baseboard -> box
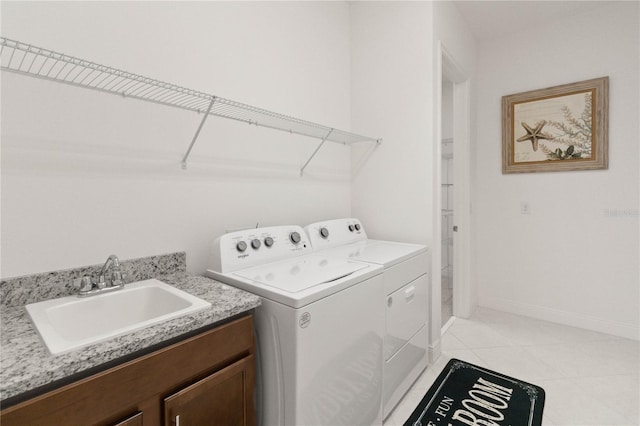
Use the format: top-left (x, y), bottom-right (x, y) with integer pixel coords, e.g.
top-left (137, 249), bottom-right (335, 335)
top-left (480, 296), bottom-right (639, 341)
top-left (428, 337), bottom-right (441, 364)
top-left (441, 316), bottom-right (456, 335)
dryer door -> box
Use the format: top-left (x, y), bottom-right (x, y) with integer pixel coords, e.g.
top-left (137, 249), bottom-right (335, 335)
top-left (384, 274), bottom-right (428, 361)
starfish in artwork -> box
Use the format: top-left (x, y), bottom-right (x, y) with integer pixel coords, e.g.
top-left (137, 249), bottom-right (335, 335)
top-left (516, 120), bottom-right (552, 152)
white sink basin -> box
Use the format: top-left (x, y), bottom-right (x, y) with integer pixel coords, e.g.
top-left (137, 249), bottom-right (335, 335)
top-left (26, 279), bottom-right (211, 355)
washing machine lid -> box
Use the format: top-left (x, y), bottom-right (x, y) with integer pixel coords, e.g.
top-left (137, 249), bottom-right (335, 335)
top-left (207, 254), bottom-right (382, 308)
top-left (323, 240), bottom-right (428, 268)
top-left (232, 255), bottom-right (368, 292)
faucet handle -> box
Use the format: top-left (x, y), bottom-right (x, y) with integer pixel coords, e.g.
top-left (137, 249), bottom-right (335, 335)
top-left (73, 276), bottom-right (93, 292)
top-left (111, 270), bottom-right (125, 286)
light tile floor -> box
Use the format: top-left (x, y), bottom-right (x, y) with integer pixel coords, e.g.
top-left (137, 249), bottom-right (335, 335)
top-left (384, 308), bottom-right (640, 426)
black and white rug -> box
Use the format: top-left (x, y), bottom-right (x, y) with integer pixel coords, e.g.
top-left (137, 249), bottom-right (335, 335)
top-left (404, 358), bottom-right (545, 426)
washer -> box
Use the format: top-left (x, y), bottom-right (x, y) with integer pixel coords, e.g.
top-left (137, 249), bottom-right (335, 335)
top-left (304, 218), bottom-right (429, 419)
top-left (207, 225), bottom-right (384, 426)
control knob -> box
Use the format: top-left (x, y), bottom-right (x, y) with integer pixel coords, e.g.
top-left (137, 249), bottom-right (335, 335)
top-left (354, 223), bottom-right (361, 231)
top-left (264, 236), bottom-right (274, 247)
top-left (348, 224), bottom-right (355, 232)
top-left (319, 227), bottom-right (329, 239)
top-left (251, 239), bottom-right (261, 249)
top-left (236, 241), bottom-right (248, 252)
top-left (289, 231), bottom-right (302, 244)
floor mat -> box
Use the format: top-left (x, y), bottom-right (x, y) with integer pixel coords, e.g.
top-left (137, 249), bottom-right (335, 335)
top-left (404, 358), bottom-right (545, 426)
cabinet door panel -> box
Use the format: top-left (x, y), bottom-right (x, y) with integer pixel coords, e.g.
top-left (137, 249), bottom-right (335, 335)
top-left (164, 355), bottom-right (255, 426)
top-left (112, 411), bottom-right (143, 426)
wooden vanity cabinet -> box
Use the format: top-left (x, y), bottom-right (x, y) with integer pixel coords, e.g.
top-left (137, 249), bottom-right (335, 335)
top-left (0, 315), bottom-right (256, 426)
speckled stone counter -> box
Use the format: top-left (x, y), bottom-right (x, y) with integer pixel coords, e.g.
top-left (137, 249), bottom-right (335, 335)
top-left (0, 253), bottom-right (261, 403)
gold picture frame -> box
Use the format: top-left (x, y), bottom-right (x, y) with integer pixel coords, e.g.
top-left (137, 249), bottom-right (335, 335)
top-left (502, 77), bottom-right (608, 173)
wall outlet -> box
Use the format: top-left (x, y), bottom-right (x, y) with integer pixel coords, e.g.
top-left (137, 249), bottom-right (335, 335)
top-left (521, 201), bottom-right (531, 215)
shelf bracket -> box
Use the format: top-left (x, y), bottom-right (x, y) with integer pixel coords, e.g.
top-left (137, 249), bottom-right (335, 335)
top-left (181, 97), bottom-right (216, 170)
top-left (300, 128), bottom-right (333, 176)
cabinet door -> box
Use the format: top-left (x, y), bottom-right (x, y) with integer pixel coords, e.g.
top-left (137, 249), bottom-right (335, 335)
top-left (112, 411), bottom-right (143, 426)
top-left (164, 355), bottom-right (255, 426)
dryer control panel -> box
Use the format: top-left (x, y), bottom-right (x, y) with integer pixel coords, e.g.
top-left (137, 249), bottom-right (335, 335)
top-left (210, 225), bottom-right (313, 272)
top-left (305, 218), bottom-right (368, 250)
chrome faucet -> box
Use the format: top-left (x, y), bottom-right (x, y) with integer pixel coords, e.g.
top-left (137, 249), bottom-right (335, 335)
top-left (98, 254), bottom-right (124, 288)
top-left (74, 254), bottom-right (126, 297)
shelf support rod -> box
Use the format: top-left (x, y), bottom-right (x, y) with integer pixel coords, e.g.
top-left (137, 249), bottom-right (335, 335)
top-left (300, 128), bottom-right (333, 176)
top-left (181, 97), bottom-right (216, 170)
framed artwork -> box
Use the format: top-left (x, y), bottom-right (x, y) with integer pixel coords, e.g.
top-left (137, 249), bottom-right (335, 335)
top-left (502, 77), bottom-right (608, 173)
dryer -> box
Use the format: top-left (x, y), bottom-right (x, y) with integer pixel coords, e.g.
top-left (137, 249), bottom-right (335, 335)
top-left (304, 218), bottom-right (429, 419)
top-left (207, 225), bottom-right (384, 426)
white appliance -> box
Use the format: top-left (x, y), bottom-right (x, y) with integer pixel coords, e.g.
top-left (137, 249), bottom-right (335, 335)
top-left (207, 225), bottom-right (384, 426)
top-left (304, 218), bottom-right (429, 419)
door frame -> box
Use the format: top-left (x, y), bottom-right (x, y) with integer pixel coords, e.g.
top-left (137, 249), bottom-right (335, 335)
top-left (430, 41), bottom-right (472, 362)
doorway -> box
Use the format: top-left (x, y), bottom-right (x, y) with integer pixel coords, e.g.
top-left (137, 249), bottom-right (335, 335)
top-left (435, 42), bottom-right (472, 338)
top-left (441, 78), bottom-right (454, 326)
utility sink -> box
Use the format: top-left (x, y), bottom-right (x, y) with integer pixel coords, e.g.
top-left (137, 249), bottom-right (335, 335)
top-left (26, 279), bottom-right (212, 355)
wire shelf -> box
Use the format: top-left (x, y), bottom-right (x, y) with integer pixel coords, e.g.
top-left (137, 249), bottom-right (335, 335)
top-left (1, 37), bottom-right (381, 171)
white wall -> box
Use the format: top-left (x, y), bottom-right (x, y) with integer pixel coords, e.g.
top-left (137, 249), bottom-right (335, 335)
top-left (475, 2), bottom-right (639, 339)
top-left (350, 1), bottom-right (434, 245)
top-left (1, 1), bottom-right (355, 277)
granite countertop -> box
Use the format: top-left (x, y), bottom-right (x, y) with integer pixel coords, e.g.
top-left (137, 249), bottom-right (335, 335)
top-left (0, 273), bottom-right (261, 403)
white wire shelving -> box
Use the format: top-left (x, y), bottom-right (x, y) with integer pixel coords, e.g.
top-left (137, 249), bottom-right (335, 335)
top-left (0, 37), bottom-right (381, 173)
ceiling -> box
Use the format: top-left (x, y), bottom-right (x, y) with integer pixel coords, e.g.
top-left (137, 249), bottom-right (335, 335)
top-left (452, 1), bottom-right (613, 41)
